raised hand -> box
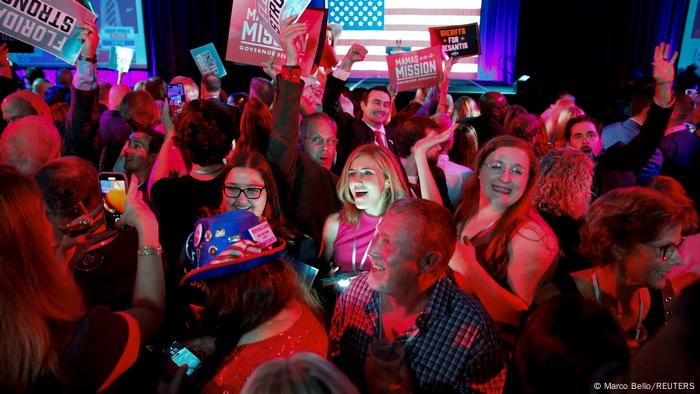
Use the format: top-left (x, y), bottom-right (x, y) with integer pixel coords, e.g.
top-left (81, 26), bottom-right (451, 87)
top-left (119, 174), bottom-right (158, 243)
top-left (77, 19), bottom-right (100, 58)
top-left (279, 15), bottom-right (308, 66)
top-left (412, 122), bottom-right (456, 158)
top-left (340, 43), bottom-right (368, 70)
top-left (652, 42), bottom-right (678, 85)
top-left (261, 54), bottom-right (279, 79)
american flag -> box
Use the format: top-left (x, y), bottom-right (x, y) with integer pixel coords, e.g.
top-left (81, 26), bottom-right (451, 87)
top-left (327, 0), bottom-right (482, 79)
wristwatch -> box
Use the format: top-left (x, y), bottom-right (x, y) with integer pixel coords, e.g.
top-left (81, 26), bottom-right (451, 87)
top-left (79, 54), bottom-right (98, 64)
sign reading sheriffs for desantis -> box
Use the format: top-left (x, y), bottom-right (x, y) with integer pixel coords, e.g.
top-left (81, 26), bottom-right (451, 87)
top-left (0, 0), bottom-right (96, 64)
top-left (387, 46), bottom-right (443, 92)
top-left (429, 23), bottom-right (480, 59)
top-left (226, 0), bottom-right (325, 77)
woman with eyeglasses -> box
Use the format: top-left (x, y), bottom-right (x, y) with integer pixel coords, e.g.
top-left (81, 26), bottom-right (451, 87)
top-left (220, 151), bottom-right (321, 269)
top-left (539, 187), bottom-right (687, 351)
top-left (449, 136), bottom-right (558, 340)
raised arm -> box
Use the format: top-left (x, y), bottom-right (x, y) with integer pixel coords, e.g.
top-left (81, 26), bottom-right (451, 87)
top-left (64, 20), bottom-right (101, 160)
top-left (120, 174), bottom-right (165, 340)
top-left (147, 101), bottom-right (185, 195)
top-left (412, 124), bottom-right (455, 205)
top-left (266, 16), bottom-right (307, 186)
top-left (449, 221), bottom-right (558, 326)
top-left (322, 44), bottom-right (367, 117)
top-left (600, 42), bottom-right (677, 172)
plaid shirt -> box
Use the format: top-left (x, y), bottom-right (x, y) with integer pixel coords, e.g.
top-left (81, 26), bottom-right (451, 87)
top-left (330, 274), bottom-right (506, 393)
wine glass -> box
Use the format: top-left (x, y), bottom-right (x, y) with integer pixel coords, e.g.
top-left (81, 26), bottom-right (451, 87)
top-left (54, 201), bottom-right (91, 238)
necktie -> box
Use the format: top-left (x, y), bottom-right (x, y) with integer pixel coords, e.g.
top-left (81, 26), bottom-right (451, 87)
top-left (374, 129), bottom-right (387, 148)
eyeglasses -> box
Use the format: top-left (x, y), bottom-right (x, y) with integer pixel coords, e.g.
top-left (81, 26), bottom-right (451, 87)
top-left (223, 186), bottom-right (265, 199)
top-left (656, 239), bottom-right (684, 262)
top-left (307, 135), bottom-right (339, 146)
top-left (483, 162), bottom-right (527, 177)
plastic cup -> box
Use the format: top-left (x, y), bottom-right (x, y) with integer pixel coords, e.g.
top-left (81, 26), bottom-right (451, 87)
top-left (368, 339), bottom-right (405, 372)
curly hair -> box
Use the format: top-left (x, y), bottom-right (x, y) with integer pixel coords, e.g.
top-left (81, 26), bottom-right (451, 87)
top-left (337, 144), bottom-right (410, 224)
top-left (533, 147), bottom-right (594, 219)
top-left (174, 100), bottom-right (237, 166)
top-left (579, 187), bottom-right (687, 266)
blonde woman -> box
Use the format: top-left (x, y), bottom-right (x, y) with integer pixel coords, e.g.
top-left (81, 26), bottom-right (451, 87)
top-left (320, 144), bottom-right (409, 274)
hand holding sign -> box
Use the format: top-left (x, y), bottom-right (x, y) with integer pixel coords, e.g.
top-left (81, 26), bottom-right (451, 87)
top-left (279, 15), bottom-right (307, 66)
top-left (77, 20), bottom-right (99, 59)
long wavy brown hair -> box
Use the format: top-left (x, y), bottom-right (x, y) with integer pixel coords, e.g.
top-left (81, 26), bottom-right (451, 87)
top-left (454, 136), bottom-right (539, 280)
top-left (0, 165), bottom-right (84, 392)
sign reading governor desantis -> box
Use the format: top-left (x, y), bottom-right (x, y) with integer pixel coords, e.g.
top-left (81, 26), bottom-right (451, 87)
top-left (429, 23), bottom-right (481, 59)
top-left (226, 0), bottom-right (324, 77)
top-left (387, 46), bottom-right (443, 92)
top-left (0, 0), bottom-right (96, 64)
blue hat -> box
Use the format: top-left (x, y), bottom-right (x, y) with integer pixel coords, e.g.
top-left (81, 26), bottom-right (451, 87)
top-left (180, 210), bottom-right (285, 285)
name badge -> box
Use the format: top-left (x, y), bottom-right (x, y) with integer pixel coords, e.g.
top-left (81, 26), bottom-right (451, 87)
top-left (248, 221), bottom-right (277, 248)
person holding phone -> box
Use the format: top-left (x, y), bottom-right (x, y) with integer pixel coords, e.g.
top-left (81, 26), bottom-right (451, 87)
top-left (36, 157), bottom-right (143, 312)
top-left (0, 164), bottom-right (164, 392)
top-left (150, 98), bottom-right (237, 265)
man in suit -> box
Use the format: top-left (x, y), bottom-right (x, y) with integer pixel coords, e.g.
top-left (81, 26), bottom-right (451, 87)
top-left (322, 44), bottom-right (398, 171)
top-left (200, 73), bottom-right (240, 136)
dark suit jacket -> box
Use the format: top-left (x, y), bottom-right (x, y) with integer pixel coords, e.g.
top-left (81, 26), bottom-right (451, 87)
top-left (267, 76), bottom-right (341, 245)
top-left (322, 74), bottom-right (397, 170)
top-left (596, 102), bottom-right (673, 195)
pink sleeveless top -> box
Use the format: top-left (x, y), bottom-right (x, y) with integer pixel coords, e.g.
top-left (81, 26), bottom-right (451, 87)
top-left (333, 211), bottom-right (381, 273)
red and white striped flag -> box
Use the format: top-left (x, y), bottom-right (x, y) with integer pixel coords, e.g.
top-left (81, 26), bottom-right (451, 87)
top-left (328, 0), bottom-right (482, 80)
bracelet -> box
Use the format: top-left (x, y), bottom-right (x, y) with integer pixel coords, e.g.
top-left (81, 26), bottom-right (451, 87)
top-left (281, 65), bottom-right (301, 83)
top-left (138, 245), bottom-right (163, 256)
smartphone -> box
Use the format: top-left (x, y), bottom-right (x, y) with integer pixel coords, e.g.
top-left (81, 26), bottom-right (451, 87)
top-left (164, 341), bottom-right (202, 377)
top-left (98, 172), bottom-right (128, 229)
top-left (167, 83), bottom-right (185, 116)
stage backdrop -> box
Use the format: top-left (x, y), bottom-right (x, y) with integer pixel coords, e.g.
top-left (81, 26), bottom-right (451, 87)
top-left (327, 0), bottom-right (481, 80)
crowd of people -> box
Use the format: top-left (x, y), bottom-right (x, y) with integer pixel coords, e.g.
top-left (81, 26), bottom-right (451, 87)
top-left (0, 16), bottom-right (698, 394)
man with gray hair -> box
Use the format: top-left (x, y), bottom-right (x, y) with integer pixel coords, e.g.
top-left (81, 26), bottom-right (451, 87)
top-left (330, 198), bottom-right (506, 393)
top-left (0, 115), bottom-right (61, 174)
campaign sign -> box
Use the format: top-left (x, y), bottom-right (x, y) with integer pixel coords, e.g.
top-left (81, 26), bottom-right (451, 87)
top-left (0, 0), bottom-right (96, 64)
top-left (387, 46), bottom-right (443, 92)
top-left (226, 1), bottom-right (326, 77)
top-left (280, 0), bottom-right (311, 24)
top-left (107, 46), bottom-right (134, 73)
top-left (191, 43), bottom-right (227, 78)
top-left (429, 23), bottom-right (480, 59)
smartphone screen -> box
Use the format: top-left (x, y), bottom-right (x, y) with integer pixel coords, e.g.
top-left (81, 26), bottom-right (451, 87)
top-left (98, 172), bottom-right (127, 229)
top-left (164, 341), bottom-right (202, 376)
top-left (167, 83), bottom-right (185, 115)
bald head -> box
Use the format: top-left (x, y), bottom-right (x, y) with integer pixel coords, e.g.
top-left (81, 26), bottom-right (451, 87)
top-left (108, 84), bottom-right (132, 111)
top-left (32, 78), bottom-right (53, 99)
top-left (0, 115), bottom-right (61, 174)
top-left (479, 91), bottom-right (508, 122)
top-left (2, 91), bottom-right (51, 123)
top-left (171, 76), bottom-right (199, 102)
